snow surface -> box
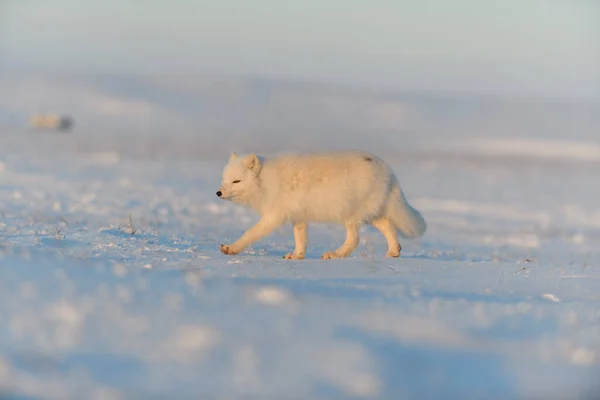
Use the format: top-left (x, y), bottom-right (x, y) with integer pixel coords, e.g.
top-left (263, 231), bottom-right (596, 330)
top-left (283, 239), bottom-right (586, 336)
top-left (1, 82), bottom-right (600, 399)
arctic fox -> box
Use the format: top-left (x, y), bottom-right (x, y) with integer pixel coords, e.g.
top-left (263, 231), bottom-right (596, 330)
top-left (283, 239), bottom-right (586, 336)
top-left (216, 151), bottom-right (426, 259)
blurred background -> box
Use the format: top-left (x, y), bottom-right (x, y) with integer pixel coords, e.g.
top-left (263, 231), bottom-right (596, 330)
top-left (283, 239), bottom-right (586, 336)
top-left (1, 0), bottom-right (598, 160)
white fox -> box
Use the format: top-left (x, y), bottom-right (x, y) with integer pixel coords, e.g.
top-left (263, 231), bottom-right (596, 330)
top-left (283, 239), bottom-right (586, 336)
top-left (216, 151), bottom-right (426, 259)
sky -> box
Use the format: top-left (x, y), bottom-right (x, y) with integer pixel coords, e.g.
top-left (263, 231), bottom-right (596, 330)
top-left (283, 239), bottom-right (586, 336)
top-left (1, 0), bottom-right (599, 99)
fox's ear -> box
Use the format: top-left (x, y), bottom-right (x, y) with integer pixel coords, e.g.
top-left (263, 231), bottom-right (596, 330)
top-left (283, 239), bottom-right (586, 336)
top-left (229, 152), bottom-right (238, 162)
top-left (243, 153), bottom-right (261, 173)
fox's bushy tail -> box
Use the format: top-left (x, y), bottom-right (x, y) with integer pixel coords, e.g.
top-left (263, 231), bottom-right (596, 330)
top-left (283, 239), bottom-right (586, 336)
top-left (385, 177), bottom-right (426, 238)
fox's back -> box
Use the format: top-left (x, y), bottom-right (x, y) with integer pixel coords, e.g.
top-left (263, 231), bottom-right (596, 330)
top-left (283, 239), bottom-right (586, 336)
top-left (260, 151), bottom-right (393, 222)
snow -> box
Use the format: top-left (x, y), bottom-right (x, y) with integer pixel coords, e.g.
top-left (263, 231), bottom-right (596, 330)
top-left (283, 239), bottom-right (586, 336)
top-left (460, 138), bottom-right (600, 162)
top-left (1, 78), bottom-right (600, 399)
top-left (426, 137), bottom-right (600, 162)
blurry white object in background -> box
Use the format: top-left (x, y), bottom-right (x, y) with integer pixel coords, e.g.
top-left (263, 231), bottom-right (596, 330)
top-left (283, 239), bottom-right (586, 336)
top-left (29, 113), bottom-right (74, 132)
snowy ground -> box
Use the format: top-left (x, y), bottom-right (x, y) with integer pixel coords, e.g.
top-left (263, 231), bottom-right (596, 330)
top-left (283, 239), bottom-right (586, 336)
top-left (1, 130), bottom-right (600, 400)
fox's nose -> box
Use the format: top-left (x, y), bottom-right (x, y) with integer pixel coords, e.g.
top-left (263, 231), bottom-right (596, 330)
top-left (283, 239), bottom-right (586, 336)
top-left (216, 191), bottom-right (222, 197)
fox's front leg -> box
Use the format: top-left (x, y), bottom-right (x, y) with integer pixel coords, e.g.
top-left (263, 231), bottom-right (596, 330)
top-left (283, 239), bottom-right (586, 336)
top-left (283, 222), bottom-right (307, 259)
top-left (220, 215), bottom-right (282, 255)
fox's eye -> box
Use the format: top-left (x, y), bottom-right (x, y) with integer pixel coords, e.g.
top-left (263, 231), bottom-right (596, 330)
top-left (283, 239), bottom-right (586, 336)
top-left (232, 180), bottom-right (241, 184)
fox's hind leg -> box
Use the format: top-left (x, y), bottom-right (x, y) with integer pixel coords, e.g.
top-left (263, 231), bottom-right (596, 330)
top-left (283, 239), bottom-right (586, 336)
top-left (371, 218), bottom-right (401, 257)
top-left (322, 222), bottom-right (359, 259)
top-left (284, 222), bottom-right (307, 260)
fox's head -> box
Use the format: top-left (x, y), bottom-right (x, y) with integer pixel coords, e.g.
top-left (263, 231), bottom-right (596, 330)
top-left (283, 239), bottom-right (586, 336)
top-left (216, 153), bottom-right (262, 204)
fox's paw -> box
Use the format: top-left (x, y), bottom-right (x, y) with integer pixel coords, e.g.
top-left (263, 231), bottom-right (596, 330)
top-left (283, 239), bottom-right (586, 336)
top-left (321, 251), bottom-right (342, 260)
top-left (386, 244), bottom-right (402, 258)
top-left (220, 244), bottom-right (239, 255)
top-left (283, 252), bottom-right (305, 260)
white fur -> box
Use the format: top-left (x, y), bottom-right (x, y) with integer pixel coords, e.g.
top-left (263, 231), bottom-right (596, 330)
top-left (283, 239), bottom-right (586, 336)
top-left (217, 150), bottom-right (426, 259)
